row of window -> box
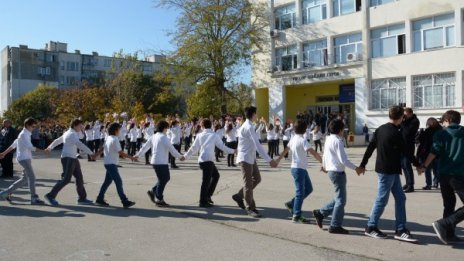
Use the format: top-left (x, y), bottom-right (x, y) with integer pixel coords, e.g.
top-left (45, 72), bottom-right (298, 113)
top-left (59, 76), bottom-right (79, 85)
top-left (275, 13), bottom-right (456, 71)
top-left (370, 72), bottom-right (456, 110)
top-left (275, 0), bottom-right (394, 30)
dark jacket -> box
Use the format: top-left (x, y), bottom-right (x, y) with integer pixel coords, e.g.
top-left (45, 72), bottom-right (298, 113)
top-left (0, 126), bottom-right (17, 152)
top-left (430, 124), bottom-right (464, 176)
top-left (401, 114), bottom-right (420, 156)
top-left (416, 126), bottom-right (442, 162)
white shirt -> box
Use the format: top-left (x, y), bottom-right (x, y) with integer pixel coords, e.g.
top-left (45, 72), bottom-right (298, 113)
top-left (236, 119), bottom-right (272, 164)
top-left (119, 122), bottom-right (128, 141)
top-left (215, 128), bottom-right (225, 139)
top-left (129, 128), bottom-right (138, 142)
top-left (85, 129), bottom-right (94, 141)
top-left (225, 128), bottom-right (237, 142)
top-left (322, 134), bottom-right (357, 172)
top-left (283, 126), bottom-right (293, 141)
top-left (136, 128), bottom-right (142, 139)
top-left (169, 125), bottom-right (181, 145)
top-left (185, 129), bottom-right (235, 163)
top-left (143, 125), bottom-right (155, 140)
top-left (304, 128), bottom-right (312, 141)
top-left (136, 132), bottom-right (182, 165)
top-left (10, 129), bottom-right (36, 161)
top-left (183, 125), bottom-right (192, 137)
top-left (312, 130), bottom-right (322, 141)
top-left (104, 135), bottom-right (122, 165)
top-left (266, 127), bottom-right (277, 141)
top-left (288, 134), bottom-right (312, 169)
top-left (48, 129), bottom-right (93, 159)
top-left (93, 123), bottom-right (101, 140)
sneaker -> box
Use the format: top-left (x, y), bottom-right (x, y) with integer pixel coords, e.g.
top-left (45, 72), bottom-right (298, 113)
top-left (155, 200), bottom-right (170, 208)
top-left (292, 216), bottom-right (310, 224)
top-left (402, 185), bottom-right (409, 190)
top-left (432, 221), bottom-right (449, 245)
top-left (45, 193), bottom-right (59, 206)
top-left (284, 202), bottom-right (293, 215)
top-left (313, 209), bottom-right (324, 229)
top-left (0, 191), bottom-right (12, 202)
top-left (365, 226), bottom-right (388, 239)
top-left (232, 194), bottom-right (246, 210)
top-left (123, 201), bottom-right (136, 209)
top-left (147, 190), bottom-right (157, 204)
top-left (207, 198), bottom-right (214, 205)
top-left (77, 199), bottom-right (94, 205)
top-left (31, 196), bottom-right (45, 205)
top-left (95, 199), bottom-right (110, 207)
top-left (199, 202), bottom-right (214, 208)
top-left (394, 229), bottom-right (418, 243)
top-left (404, 187), bottom-right (415, 193)
top-left (247, 208), bottom-right (262, 218)
top-left (422, 186), bottom-right (431, 190)
top-left (329, 226), bottom-right (350, 234)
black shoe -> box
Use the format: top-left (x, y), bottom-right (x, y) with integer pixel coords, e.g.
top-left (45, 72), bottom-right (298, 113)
top-left (123, 201), bottom-right (136, 209)
top-left (394, 229), bottom-right (418, 243)
top-left (447, 236), bottom-right (463, 244)
top-left (404, 187), bottom-right (415, 193)
top-left (292, 216), bottom-right (310, 224)
top-left (284, 202), bottom-right (293, 215)
top-left (207, 198), bottom-right (214, 205)
top-left (231, 164), bottom-right (237, 167)
top-left (171, 165), bottom-right (179, 169)
top-left (155, 200), bottom-right (170, 208)
top-left (432, 221), bottom-right (449, 245)
top-left (0, 175), bottom-right (13, 179)
top-left (422, 186), bottom-right (431, 190)
top-left (117, 165), bottom-right (123, 168)
top-left (232, 194), bottom-right (246, 209)
top-left (96, 199), bottom-right (110, 207)
top-left (402, 185), bottom-right (409, 190)
top-left (313, 209), bottom-right (324, 229)
top-left (199, 202), bottom-right (214, 208)
top-left (432, 184), bottom-right (439, 189)
top-left (329, 226), bottom-right (350, 234)
top-left (365, 226), bottom-right (388, 239)
top-left (147, 190), bottom-right (156, 204)
top-left (247, 208), bottom-right (262, 218)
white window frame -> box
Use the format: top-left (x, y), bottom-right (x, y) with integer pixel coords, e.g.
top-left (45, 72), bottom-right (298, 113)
top-left (413, 14), bottom-right (455, 52)
top-left (413, 73), bottom-right (456, 109)
top-left (370, 0), bottom-right (394, 7)
top-left (303, 39), bottom-right (328, 67)
top-left (275, 45), bottom-right (298, 71)
top-left (302, 0), bottom-right (327, 25)
top-left (371, 24), bottom-right (405, 58)
top-left (334, 33), bottom-right (362, 64)
top-left (370, 78), bottom-right (406, 110)
top-left (332, 0), bottom-right (355, 17)
top-left (274, 4), bottom-right (297, 30)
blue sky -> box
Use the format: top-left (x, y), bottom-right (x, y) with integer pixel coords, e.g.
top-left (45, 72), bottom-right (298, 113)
top-left (0, 0), bottom-right (251, 83)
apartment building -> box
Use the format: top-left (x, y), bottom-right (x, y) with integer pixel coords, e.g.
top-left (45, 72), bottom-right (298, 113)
top-left (252, 0), bottom-right (464, 133)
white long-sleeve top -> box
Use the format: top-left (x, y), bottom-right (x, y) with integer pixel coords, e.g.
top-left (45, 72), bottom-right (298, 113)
top-left (288, 134), bottom-right (311, 169)
top-left (136, 128), bottom-right (142, 139)
top-left (169, 125), bottom-right (181, 145)
top-left (236, 119), bottom-right (272, 164)
top-left (85, 129), bottom-right (94, 141)
top-left (183, 125), bottom-right (192, 137)
top-left (283, 126), bottom-right (293, 141)
top-left (119, 122), bottom-right (128, 141)
top-left (136, 132), bottom-right (182, 165)
top-left (143, 126), bottom-right (155, 140)
top-left (225, 128), bottom-right (237, 142)
top-left (266, 127), bottom-right (277, 141)
top-left (322, 134), bottom-right (357, 172)
top-left (215, 128), bottom-right (225, 139)
top-left (47, 129), bottom-right (93, 159)
top-left (129, 128), bottom-right (138, 142)
top-left (184, 129), bottom-right (235, 163)
top-left (9, 128), bottom-right (36, 161)
top-left (93, 123), bottom-right (101, 140)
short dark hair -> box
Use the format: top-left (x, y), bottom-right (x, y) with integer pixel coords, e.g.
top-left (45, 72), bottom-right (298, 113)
top-left (245, 106), bottom-right (257, 119)
top-left (442, 110), bottom-right (461, 124)
top-left (108, 122), bottom-right (121, 136)
top-left (329, 119), bottom-right (344, 134)
top-left (70, 118), bottom-right (83, 128)
top-left (404, 107), bottom-right (413, 114)
top-left (202, 119), bottom-right (212, 129)
top-left (389, 106), bottom-right (404, 120)
top-left (156, 120), bottom-right (170, 132)
top-left (294, 120), bottom-right (307, 135)
top-left (24, 117), bottom-right (37, 127)
top-left (170, 120), bottom-right (178, 128)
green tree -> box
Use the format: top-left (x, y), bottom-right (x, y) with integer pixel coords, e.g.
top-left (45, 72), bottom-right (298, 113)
top-left (156, 0), bottom-right (268, 114)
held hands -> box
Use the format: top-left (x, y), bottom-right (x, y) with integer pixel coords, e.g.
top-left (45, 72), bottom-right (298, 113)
top-left (0, 153), bottom-right (4, 159)
top-left (320, 166), bottom-right (328, 174)
top-left (180, 156), bottom-right (186, 161)
top-left (132, 156), bottom-right (139, 162)
top-left (90, 154), bottom-right (98, 161)
top-left (270, 159), bottom-right (278, 168)
top-left (416, 167), bottom-right (425, 176)
top-left (355, 167), bottom-right (366, 176)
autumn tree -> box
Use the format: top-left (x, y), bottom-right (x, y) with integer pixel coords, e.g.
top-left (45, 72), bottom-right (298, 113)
top-left (156, 0), bottom-right (268, 114)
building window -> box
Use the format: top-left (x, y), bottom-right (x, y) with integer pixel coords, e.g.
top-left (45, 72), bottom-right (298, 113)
top-left (334, 32), bottom-right (362, 64)
top-left (66, 62), bottom-right (80, 72)
top-left (60, 61), bottom-right (65, 70)
top-left (302, 0), bottom-right (327, 25)
top-left (413, 73), bottom-right (455, 108)
top-left (413, 13), bottom-right (455, 52)
top-left (60, 76), bottom-right (65, 85)
top-left (275, 45), bottom-right (298, 71)
top-left (275, 4), bottom-right (296, 30)
top-left (370, 78), bottom-right (406, 110)
top-left (371, 24), bottom-right (405, 58)
top-left (332, 0), bottom-right (361, 17)
top-left (303, 39), bottom-right (328, 67)
top-left (104, 59), bottom-right (112, 67)
top-left (370, 0), bottom-right (394, 7)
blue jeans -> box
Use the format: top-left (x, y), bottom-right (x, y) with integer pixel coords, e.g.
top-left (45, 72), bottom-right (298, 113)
top-left (97, 164), bottom-right (129, 203)
top-left (368, 173), bottom-right (407, 231)
top-left (401, 156), bottom-right (414, 187)
top-left (320, 171), bottom-right (347, 227)
top-left (152, 165), bottom-right (170, 201)
top-left (288, 168), bottom-right (313, 217)
top-left (425, 159), bottom-right (440, 187)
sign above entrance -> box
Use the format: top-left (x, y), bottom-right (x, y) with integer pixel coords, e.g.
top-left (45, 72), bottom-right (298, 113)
top-left (284, 70), bottom-right (348, 84)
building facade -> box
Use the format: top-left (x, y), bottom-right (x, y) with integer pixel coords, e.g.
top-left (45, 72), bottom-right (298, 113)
top-left (252, 0), bottom-right (464, 134)
top-left (0, 41), bottom-right (165, 114)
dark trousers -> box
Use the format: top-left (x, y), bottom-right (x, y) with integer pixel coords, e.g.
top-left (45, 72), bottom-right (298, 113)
top-left (226, 141), bottom-right (237, 166)
top-left (136, 138), bottom-right (143, 151)
top-left (97, 164), bottom-right (129, 203)
top-left (314, 140), bottom-right (322, 152)
top-left (152, 165), bottom-right (170, 201)
top-left (169, 144), bottom-right (181, 167)
top-left (145, 149), bottom-right (152, 164)
top-left (401, 156), bottom-right (415, 187)
top-left (119, 140), bottom-right (126, 152)
top-left (199, 161), bottom-right (220, 204)
top-left (184, 136), bottom-right (192, 152)
top-left (283, 140), bottom-right (289, 159)
top-left (267, 140), bottom-right (275, 159)
top-left (49, 157), bottom-right (87, 200)
top-left (128, 142), bottom-right (137, 156)
top-left (274, 139), bottom-right (280, 156)
top-left (86, 140), bottom-right (95, 160)
top-left (94, 139), bottom-right (101, 152)
top-left (0, 152), bottom-right (14, 177)
top-left (439, 175), bottom-right (464, 237)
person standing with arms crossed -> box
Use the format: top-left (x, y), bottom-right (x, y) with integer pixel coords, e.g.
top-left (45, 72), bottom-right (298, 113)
top-left (232, 106), bottom-right (278, 218)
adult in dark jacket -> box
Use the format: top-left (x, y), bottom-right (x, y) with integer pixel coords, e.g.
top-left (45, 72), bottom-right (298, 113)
top-left (0, 119), bottom-right (17, 178)
top-left (416, 118), bottom-right (442, 190)
top-left (401, 108), bottom-right (420, 193)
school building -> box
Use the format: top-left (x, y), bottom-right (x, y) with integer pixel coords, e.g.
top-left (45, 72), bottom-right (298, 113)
top-left (252, 0), bottom-right (464, 134)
